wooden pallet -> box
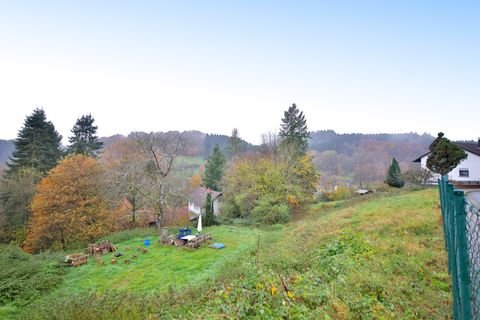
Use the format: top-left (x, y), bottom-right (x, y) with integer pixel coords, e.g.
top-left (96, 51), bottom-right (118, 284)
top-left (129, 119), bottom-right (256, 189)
top-left (66, 253), bottom-right (88, 267)
top-left (185, 234), bottom-right (212, 249)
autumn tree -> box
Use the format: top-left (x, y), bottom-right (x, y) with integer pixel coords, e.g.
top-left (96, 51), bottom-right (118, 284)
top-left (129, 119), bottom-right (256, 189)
top-left (385, 158), bottom-right (405, 188)
top-left (24, 155), bottom-right (112, 252)
top-left (203, 144), bottom-right (226, 191)
top-left (67, 114), bottom-right (103, 157)
top-left (259, 132), bottom-right (280, 160)
top-left (279, 103), bottom-right (310, 158)
top-left (132, 131), bottom-right (190, 232)
top-left (189, 174), bottom-right (203, 190)
top-left (222, 156), bottom-right (288, 220)
top-left (6, 108), bottom-right (63, 176)
top-left (426, 132), bottom-right (467, 176)
top-left (100, 138), bottom-right (147, 227)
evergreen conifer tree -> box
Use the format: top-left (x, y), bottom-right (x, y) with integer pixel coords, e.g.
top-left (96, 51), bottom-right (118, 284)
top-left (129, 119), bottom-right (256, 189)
top-left (203, 193), bottom-right (217, 226)
top-left (67, 114), bottom-right (103, 157)
top-left (6, 109), bottom-right (63, 176)
top-left (385, 158), bottom-right (405, 188)
top-left (227, 128), bottom-right (245, 158)
top-left (203, 144), bottom-right (226, 191)
top-left (426, 132), bottom-right (467, 176)
top-left (279, 103), bottom-right (310, 156)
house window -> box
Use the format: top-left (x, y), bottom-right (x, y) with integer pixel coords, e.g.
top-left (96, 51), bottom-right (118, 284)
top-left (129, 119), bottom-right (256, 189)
top-left (459, 169), bottom-right (469, 177)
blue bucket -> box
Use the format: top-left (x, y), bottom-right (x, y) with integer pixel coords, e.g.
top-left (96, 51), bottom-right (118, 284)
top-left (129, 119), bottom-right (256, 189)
top-left (144, 239), bottom-right (150, 246)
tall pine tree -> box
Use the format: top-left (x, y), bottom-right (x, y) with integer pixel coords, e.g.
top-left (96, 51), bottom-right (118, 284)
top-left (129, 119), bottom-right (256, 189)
top-left (227, 128), bottom-right (245, 158)
top-left (203, 144), bottom-right (226, 191)
top-left (203, 193), bottom-right (217, 226)
top-left (67, 114), bottom-right (103, 157)
top-left (279, 103), bottom-right (310, 157)
top-left (6, 108), bottom-right (63, 176)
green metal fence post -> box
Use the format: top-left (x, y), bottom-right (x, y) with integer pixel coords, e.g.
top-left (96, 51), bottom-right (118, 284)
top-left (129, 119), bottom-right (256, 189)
top-left (439, 177), bottom-right (448, 252)
top-left (454, 190), bottom-right (473, 320)
top-left (447, 183), bottom-right (455, 275)
top-left (448, 183), bottom-right (460, 320)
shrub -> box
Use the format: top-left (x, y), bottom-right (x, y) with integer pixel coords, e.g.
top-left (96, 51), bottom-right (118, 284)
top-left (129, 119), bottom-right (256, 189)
top-left (323, 186), bottom-right (355, 201)
top-left (251, 197), bottom-right (291, 225)
top-left (0, 245), bottom-right (65, 307)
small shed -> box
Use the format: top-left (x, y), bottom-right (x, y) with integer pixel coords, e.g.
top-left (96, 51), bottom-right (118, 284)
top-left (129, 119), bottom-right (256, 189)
top-left (187, 187), bottom-right (222, 220)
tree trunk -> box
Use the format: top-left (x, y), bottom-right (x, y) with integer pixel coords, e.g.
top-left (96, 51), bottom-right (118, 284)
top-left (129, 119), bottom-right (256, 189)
top-left (130, 197), bottom-right (136, 227)
top-left (60, 229), bottom-right (66, 251)
top-left (156, 183), bottom-right (165, 234)
top-left (156, 205), bottom-right (164, 235)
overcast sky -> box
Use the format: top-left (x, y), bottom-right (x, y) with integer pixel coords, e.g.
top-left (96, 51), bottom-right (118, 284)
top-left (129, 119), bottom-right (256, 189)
top-left (0, 1), bottom-right (478, 144)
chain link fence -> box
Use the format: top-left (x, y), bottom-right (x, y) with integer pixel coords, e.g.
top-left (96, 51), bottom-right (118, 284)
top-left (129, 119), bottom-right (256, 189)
top-left (438, 177), bottom-right (478, 320)
top-left (465, 198), bottom-right (480, 319)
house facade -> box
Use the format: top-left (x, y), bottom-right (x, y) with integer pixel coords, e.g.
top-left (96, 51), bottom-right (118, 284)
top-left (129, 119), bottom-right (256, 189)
top-left (187, 186), bottom-right (222, 220)
top-left (413, 140), bottom-right (480, 185)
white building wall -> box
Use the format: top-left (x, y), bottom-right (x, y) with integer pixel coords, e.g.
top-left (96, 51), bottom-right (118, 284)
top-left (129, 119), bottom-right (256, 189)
top-left (188, 197), bottom-right (222, 217)
top-left (188, 202), bottom-right (201, 216)
top-left (420, 151), bottom-right (480, 182)
top-left (213, 199), bottom-right (221, 216)
top-left (449, 151), bottom-right (480, 182)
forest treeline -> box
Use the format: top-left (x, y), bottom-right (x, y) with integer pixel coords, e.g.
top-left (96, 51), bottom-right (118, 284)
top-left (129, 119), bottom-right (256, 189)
top-left (1, 127), bottom-right (433, 189)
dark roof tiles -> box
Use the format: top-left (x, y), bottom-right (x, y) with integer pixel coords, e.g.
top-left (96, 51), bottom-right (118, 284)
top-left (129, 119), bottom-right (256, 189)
top-left (413, 141), bottom-right (480, 162)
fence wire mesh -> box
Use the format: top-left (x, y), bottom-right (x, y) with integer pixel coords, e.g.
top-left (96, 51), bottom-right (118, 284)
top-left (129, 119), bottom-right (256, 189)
top-left (438, 178), bottom-right (477, 319)
top-left (465, 198), bottom-right (480, 319)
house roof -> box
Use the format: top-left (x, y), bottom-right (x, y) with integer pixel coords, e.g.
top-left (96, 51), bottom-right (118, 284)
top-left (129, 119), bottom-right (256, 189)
top-left (412, 151), bottom-right (430, 163)
top-left (189, 186), bottom-right (222, 208)
top-left (456, 142), bottom-right (480, 156)
top-left (413, 141), bottom-right (480, 162)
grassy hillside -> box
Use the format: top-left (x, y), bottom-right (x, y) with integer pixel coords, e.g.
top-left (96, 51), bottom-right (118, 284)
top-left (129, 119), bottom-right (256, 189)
top-left (6, 188), bottom-right (451, 319)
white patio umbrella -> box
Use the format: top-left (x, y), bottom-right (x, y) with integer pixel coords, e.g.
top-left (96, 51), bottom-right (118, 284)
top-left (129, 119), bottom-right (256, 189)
top-left (197, 214), bottom-right (203, 233)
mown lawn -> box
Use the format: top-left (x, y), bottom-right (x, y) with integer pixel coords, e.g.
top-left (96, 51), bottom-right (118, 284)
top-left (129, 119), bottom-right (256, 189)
top-left (60, 225), bottom-right (260, 294)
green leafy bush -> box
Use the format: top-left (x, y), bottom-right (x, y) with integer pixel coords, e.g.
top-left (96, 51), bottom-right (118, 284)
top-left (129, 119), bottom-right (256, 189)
top-left (251, 197), bottom-right (291, 225)
top-left (323, 186), bottom-right (355, 201)
top-left (0, 245), bottom-right (65, 306)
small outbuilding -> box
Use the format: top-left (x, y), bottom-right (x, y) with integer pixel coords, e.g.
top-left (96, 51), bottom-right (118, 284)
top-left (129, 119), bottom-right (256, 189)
top-left (187, 187), bottom-right (222, 220)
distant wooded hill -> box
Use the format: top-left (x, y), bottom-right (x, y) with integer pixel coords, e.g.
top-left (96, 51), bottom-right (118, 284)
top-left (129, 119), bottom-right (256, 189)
top-left (308, 130), bottom-right (434, 187)
top-left (0, 140), bottom-right (14, 167)
top-left (0, 131), bottom-right (254, 168)
top-left (100, 131), bottom-right (254, 159)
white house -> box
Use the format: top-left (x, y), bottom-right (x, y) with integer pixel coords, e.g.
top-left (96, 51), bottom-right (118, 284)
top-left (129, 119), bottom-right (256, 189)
top-left (413, 139), bottom-right (480, 185)
top-left (187, 186), bottom-right (222, 220)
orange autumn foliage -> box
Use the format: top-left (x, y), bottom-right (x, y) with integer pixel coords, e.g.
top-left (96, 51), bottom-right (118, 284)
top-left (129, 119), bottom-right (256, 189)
top-left (24, 155), bottom-right (112, 253)
top-left (189, 174), bottom-right (202, 190)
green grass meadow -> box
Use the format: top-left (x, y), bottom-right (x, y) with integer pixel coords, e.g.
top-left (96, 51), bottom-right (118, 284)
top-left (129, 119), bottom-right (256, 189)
top-left (60, 226), bottom-right (260, 294)
top-left (1, 188), bottom-right (452, 319)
